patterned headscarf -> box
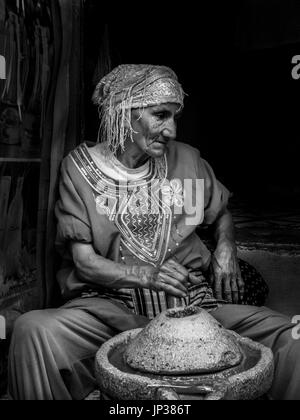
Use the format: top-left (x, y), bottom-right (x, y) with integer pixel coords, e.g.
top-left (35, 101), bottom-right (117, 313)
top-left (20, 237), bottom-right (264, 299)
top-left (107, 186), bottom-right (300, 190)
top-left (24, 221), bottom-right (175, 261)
top-left (92, 64), bottom-right (185, 155)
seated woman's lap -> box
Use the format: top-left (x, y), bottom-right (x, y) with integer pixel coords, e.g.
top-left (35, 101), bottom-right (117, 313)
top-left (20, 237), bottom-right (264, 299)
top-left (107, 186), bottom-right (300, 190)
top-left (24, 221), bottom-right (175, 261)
top-left (9, 299), bottom-right (299, 400)
top-left (211, 304), bottom-right (299, 400)
top-left (8, 298), bottom-right (150, 400)
top-left (12, 297), bottom-right (149, 356)
top-left (211, 304), bottom-right (292, 343)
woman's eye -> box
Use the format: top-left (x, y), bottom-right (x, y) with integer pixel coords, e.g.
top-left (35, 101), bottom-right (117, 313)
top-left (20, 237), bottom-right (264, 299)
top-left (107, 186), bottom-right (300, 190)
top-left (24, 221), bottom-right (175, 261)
top-left (155, 113), bottom-right (166, 120)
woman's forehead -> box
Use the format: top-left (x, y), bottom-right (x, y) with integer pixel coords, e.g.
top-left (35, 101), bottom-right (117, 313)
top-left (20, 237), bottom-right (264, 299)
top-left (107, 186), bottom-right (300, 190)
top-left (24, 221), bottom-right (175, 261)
top-left (147, 103), bottom-right (182, 113)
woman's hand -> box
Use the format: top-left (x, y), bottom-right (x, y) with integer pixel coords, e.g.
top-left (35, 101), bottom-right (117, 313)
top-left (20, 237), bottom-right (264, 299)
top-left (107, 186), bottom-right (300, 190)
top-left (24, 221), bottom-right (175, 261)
top-left (210, 240), bottom-right (245, 304)
top-left (137, 259), bottom-right (192, 298)
top-left (71, 243), bottom-right (198, 299)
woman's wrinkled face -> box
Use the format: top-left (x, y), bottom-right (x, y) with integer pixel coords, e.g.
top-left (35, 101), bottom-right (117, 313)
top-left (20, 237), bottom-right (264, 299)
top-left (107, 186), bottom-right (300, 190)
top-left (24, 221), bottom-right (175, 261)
top-left (130, 103), bottom-right (182, 159)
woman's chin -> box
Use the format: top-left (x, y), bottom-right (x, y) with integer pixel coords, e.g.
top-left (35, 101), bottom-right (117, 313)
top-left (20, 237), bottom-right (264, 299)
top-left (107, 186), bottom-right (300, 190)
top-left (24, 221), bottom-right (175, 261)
top-left (147, 143), bottom-right (167, 158)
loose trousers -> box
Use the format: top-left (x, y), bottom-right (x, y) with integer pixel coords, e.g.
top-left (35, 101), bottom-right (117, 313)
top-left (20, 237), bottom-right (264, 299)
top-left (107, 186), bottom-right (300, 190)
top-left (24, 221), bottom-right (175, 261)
top-left (8, 298), bottom-right (300, 400)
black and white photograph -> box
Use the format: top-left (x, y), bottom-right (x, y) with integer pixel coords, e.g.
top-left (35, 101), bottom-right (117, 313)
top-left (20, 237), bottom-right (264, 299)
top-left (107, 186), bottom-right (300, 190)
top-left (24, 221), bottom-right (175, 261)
top-left (0, 0), bottom-right (300, 405)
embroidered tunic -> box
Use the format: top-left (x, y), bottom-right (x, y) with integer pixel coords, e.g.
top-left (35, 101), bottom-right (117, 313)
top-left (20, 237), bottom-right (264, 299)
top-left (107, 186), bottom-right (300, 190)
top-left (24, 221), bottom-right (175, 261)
top-left (55, 140), bottom-right (230, 318)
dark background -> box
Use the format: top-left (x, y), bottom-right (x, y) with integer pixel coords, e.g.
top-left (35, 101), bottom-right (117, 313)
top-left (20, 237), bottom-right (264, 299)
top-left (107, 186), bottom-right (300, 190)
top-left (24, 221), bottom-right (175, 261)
top-left (83, 2), bottom-right (300, 211)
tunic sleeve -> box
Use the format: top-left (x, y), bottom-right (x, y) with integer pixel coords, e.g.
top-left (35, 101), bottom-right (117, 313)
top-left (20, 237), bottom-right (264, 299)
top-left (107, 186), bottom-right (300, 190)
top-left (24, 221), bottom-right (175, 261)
top-left (55, 157), bottom-right (92, 256)
top-left (196, 154), bottom-right (231, 226)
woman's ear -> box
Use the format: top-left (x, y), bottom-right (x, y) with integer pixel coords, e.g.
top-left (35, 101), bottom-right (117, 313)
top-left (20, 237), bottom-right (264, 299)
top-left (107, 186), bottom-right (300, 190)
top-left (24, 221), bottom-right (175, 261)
top-left (131, 108), bottom-right (141, 123)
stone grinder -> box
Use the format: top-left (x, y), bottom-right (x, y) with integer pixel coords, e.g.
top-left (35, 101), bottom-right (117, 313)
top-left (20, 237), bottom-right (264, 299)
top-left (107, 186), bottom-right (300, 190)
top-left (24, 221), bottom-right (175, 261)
top-left (95, 306), bottom-right (274, 400)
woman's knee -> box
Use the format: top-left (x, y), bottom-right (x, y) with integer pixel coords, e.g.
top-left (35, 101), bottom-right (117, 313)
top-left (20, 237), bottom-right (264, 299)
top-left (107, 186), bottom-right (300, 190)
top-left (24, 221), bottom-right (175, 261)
top-left (12, 310), bottom-right (60, 341)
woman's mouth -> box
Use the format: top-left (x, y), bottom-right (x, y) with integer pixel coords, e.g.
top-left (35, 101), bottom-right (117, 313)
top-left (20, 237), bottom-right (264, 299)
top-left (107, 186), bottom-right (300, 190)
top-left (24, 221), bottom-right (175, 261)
top-left (152, 137), bottom-right (167, 145)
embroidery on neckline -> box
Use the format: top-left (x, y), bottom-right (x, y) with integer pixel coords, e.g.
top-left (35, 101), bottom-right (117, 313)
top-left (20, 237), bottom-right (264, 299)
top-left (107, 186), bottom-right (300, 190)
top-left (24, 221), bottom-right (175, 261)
top-left (71, 144), bottom-right (167, 192)
top-left (70, 143), bottom-right (172, 267)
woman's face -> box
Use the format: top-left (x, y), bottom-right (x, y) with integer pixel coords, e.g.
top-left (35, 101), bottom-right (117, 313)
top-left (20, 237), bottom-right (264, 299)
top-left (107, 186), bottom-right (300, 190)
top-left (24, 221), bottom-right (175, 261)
top-left (130, 103), bottom-right (182, 159)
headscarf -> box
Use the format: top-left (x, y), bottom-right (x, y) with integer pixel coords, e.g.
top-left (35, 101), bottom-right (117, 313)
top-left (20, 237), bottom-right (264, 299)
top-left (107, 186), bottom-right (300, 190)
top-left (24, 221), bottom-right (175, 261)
top-left (92, 64), bottom-right (185, 155)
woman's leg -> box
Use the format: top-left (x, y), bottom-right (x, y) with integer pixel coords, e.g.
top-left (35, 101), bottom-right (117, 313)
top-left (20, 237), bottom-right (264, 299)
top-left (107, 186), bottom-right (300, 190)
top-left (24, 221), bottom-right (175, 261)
top-left (211, 305), bottom-right (300, 400)
top-left (8, 298), bottom-right (149, 400)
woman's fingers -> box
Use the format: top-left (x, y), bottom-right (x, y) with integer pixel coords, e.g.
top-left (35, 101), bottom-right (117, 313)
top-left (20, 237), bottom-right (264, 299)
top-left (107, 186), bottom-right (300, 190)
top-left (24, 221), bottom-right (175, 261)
top-left (164, 259), bottom-right (189, 277)
top-left (230, 276), bottom-right (240, 304)
top-left (237, 273), bottom-right (245, 303)
top-left (188, 273), bottom-right (204, 286)
top-left (210, 255), bottom-right (245, 304)
top-left (160, 262), bottom-right (189, 286)
top-left (213, 272), bottom-right (234, 303)
top-left (224, 276), bottom-right (233, 303)
top-left (157, 272), bottom-right (188, 297)
top-left (166, 258), bottom-right (186, 272)
top-left (213, 274), bottom-right (224, 301)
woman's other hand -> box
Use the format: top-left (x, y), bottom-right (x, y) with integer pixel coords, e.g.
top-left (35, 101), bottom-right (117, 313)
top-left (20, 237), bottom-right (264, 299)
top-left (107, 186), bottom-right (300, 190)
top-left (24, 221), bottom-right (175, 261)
top-left (210, 240), bottom-right (245, 304)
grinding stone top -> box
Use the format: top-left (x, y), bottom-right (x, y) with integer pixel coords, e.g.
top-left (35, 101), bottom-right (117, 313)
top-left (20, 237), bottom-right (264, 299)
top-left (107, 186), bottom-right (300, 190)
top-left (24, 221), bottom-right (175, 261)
top-left (124, 307), bottom-right (243, 376)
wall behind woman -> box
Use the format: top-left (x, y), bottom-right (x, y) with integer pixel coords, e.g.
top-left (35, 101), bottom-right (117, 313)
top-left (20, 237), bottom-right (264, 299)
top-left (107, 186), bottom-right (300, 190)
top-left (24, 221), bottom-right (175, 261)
top-left (83, 3), bottom-right (300, 211)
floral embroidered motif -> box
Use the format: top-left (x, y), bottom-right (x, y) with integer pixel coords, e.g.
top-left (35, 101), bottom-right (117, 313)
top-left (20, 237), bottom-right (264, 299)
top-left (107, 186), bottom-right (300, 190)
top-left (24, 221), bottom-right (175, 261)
top-left (161, 179), bottom-right (184, 208)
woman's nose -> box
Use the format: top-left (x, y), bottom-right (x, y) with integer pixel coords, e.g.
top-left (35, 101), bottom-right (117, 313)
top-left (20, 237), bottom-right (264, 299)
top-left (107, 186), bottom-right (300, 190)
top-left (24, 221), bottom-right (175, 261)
top-left (162, 120), bottom-right (177, 140)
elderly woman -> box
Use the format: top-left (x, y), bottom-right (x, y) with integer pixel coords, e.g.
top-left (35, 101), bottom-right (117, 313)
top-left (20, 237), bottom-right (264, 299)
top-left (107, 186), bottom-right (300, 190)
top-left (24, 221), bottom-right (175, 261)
top-left (8, 65), bottom-right (300, 400)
